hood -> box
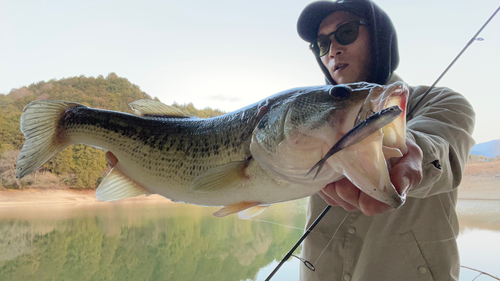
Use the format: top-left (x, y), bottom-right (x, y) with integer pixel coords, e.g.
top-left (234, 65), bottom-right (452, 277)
top-left (297, 0), bottom-right (399, 85)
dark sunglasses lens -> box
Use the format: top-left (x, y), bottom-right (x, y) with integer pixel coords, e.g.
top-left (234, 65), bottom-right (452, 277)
top-left (335, 21), bottom-right (360, 45)
top-left (315, 37), bottom-right (331, 56)
top-left (312, 21), bottom-right (361, 56)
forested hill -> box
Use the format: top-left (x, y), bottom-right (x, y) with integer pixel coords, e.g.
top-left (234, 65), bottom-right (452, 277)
top-left (0, 73), bottom-right (224, 190)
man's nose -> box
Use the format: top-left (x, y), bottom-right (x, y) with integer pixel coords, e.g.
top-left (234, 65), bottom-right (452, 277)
top-left (329, 41), bottom-right (343, 57)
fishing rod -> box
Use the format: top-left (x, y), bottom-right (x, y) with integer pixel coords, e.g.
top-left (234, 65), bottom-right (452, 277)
top-left (407, 5), bottom-right (500, 119)
top-left (265, 205), bottom-right (330, 281)
top-left (265, 5), bottom-right (500, 281)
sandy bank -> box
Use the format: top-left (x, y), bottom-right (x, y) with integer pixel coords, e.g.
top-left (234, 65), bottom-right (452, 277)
top-left (0, 189), bottom-right (172, 208)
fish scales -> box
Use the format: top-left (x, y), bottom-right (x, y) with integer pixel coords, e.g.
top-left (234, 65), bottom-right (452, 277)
top-left (61, 106), bottom-right (260, 185)
top-left (16, 82), bottom-right (410, 215)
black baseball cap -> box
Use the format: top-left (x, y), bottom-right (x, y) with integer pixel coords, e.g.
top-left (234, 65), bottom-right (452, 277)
top-left (297, 0), bottom-right (372, 43)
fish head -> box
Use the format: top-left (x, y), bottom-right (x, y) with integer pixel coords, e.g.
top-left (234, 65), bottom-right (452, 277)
top-left (356, 81), bottom-right (409, 154)
top-left (250, 84), bottom-right (371, 185)
top-left (250, 82), bottom-right (409, 208)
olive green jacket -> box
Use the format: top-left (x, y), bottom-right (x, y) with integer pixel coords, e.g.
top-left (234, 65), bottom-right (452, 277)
top-left (300, 75), bottom-right (476, 281)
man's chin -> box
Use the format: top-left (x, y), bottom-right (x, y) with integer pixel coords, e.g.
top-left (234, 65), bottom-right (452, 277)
top-left (333, 77), bottom-right (354, 85)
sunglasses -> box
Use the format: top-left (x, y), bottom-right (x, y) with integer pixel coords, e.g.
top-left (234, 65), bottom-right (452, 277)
top-left (310, 20), bottom-right (367, 57)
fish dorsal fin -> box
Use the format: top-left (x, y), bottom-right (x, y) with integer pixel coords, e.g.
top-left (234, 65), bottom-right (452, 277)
top-left (128, 99), bottom-right (192, 118)
top-left (213, 201), bottom-right (262, 218)
top-left (189, 160), bottom-right (250, 193)
top-left (96, 168), bottom-right (150, 201)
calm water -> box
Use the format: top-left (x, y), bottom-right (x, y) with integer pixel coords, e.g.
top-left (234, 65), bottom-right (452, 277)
top-left (0, 198), bottom-right (499, 281)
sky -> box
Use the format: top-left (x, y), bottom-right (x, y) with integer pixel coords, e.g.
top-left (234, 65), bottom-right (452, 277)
top-left (1, 0), bottom-right (499, 144)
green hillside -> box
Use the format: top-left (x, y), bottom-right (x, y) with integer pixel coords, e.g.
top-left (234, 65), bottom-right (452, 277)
top-left (0, 73), bottom-right (224, 190)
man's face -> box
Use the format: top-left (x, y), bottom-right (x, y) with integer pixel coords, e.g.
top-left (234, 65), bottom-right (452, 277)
top-left (318, 11), bottom-right (372, 84)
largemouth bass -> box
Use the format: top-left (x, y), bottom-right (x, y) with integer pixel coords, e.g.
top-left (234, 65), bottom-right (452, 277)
top-left (16, 82), bottom-right (408, 218)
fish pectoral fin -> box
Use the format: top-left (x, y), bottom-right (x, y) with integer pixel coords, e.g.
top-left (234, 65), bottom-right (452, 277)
top-left (189, 160), bottom-right (250, 193)
top-left (128, 100), bottom-right (193, 118)
top-left (96, 167), bottom-right (150, 201)
top-left (213, 201), bottom-right (262, 218)
top-left (382, 146), bottom-right (403, 160)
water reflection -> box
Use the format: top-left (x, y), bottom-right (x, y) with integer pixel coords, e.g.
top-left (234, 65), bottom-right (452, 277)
top-left (457, 200), bottom-right (500, 280)
top-left (0, 199), bottom-right (499, 281)
top-left (0, 200), bottom-right (307, 281)
top-left (457, 200), bottom-right (500, 232)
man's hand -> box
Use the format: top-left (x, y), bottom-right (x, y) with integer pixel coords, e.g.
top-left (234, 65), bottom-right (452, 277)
top-left (319, 137), bottom-right (423, 216)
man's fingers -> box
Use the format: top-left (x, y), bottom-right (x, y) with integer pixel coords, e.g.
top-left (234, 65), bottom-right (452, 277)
top-left (320, 184), bottom-right (358, 212)
top-left (318, 190), bottom-right (341, 207)
top-left (389, 138), bottom-right (423, 195)
top-left (334, 178), bottom-right (361, 209)
top-left (359, 192), bottom-right (392, 216)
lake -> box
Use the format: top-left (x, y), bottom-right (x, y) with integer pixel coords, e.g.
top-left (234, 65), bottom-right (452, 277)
top-left (0, 198), bottom-right (499, 281)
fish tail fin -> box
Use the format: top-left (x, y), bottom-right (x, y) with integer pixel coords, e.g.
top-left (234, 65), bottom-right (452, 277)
top-left (16, 100), bottom-right (84, 179)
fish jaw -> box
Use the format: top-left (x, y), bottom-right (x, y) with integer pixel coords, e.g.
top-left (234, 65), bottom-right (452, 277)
top-left (326, 129), bottom-right (405, 208)
top-left (324, 82), bottom-right (410, 208)
top-left (364, 81), bottom-right (409, 155)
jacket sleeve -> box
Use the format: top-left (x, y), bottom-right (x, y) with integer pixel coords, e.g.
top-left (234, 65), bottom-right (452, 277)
top-left (405, 86), bottom-right (475, 198)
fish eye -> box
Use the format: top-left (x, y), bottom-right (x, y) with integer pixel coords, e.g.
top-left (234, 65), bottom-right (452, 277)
top-left (329, 85), bottom-right (351, 99)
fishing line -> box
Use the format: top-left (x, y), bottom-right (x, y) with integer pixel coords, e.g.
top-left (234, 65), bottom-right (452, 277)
top-left (247, 218), bottom-right (306, 231)
top-left (266, 5), bottom-right (500, 281)
top-left (307, 212), bottom-right (349, 269)
top-left (247, 218), bottom-right (334, 238)
top-left (265, 205), bottom-right (331, 281)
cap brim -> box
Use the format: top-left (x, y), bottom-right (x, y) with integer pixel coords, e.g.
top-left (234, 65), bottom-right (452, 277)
top-left (297, 1), bottom-right (368, 43)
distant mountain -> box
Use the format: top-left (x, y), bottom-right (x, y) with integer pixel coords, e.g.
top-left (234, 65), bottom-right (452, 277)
top-left (470, 140), bottom-right (500, 158)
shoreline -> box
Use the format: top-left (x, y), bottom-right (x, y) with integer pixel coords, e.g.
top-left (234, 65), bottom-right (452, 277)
top-left (0, 189), bottom-right (174, 208)
top-left (0, 182), bottom-right (498, 208)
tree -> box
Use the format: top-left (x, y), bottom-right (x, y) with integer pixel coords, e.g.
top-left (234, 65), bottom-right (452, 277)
top-left (44, 147), bottom-right (74, 176)
top-left (71, 145), bottom-right (107, 189)
top-left (0, 150), bottom-right (21, 189)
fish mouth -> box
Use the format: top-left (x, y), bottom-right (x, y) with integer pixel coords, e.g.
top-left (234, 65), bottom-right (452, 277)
top-left (376, 82), bottom-right (409, 154)
top-left (354, 81), bottom-right (409, 154)
top-left (318, 82), bottom-right (410, 209)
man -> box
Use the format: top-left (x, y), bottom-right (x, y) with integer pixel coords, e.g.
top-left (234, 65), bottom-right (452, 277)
top-left (296, 0), bottom-right (475, 280)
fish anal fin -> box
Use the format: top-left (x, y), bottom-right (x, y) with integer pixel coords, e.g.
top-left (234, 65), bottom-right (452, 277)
top-left (213, 201), bottom-right (261, 218)
top-left (238, 205), bottom-right (269, 219)
top-left (96, 167), bottom-right (150, 201)
top-left (128, 100), bottom-right (192, 118)
top-left (189, 160), bottom-right (250, 193)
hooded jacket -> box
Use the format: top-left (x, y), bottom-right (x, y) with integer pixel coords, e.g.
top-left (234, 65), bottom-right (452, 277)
top-left (297, 0), bottom-right (399, 85)
top-left (296, 1), bottom-right (476, 280)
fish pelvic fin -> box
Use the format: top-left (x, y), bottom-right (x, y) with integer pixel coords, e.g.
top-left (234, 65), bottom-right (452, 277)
top-left (213, 201), bottom-right (265, 218)
top-left (96, 167), bottom-right (150, 201)
top-left (16, 100), bottom-right (85, 179)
